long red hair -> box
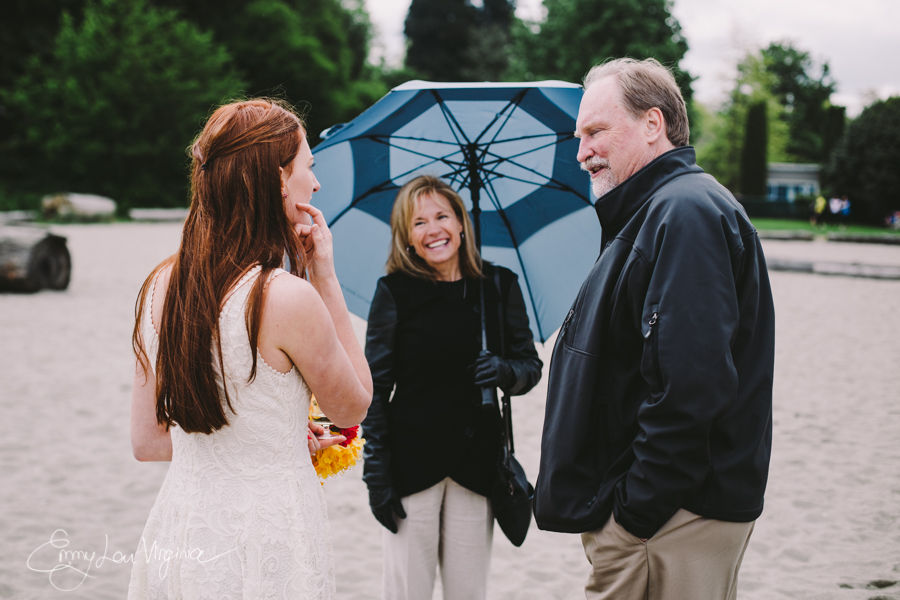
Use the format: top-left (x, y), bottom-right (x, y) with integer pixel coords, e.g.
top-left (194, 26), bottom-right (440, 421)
top-left (133, 99), bottom-right (307, 434)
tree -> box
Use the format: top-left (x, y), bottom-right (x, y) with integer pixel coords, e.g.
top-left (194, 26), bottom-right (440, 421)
top-left (696, 51), bottom-right (790, 192)
top-left (739, 101), bottom-right (768, 197)
top-left (824, 97), bottom-right (900, 223)
top-left (403, 0), bottom-right (520, 83)
top-left (462, 0), bottom-right (517, 81)
top-left (509, 0), bottom-right (693, 104)
top-left (821, 103), bottom-right (846, 161)
top-left (404, 0), bottom-right (480, 82)
top-left (0, 0), bottom-right (86, 89)
top-left (760, 42), bottom-right (839, 163)
top-left (695, 42), bottom-right (845, 196)
top-left (151, 0), bottom-right (388, 142)
top-left (0, 0), bottom-right (88, 209)
top-left (3, 0), bottom-right (244, 209)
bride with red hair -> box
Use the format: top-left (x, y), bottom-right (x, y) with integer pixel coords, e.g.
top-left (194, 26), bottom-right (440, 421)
top-left (128, 99), bottom-right (372, 598)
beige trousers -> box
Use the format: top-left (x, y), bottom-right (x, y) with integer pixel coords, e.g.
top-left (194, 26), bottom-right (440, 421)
top-left (382, 478), bottom-right (493, 600)
top-left (581, 509), bottom-right (755, 600)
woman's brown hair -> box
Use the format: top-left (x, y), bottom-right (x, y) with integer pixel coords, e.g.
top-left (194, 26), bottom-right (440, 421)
top-left (132, 99), bottom-right (307, 434)
top-left (386, 175), bottom-right (482, 281)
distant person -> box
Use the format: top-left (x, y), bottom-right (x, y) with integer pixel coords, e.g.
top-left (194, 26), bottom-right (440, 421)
top-left (362, 175), bottom-right (542, 600)
top-left (829, 195), bottom-right (843, 222)
top-left (534, 58), bottom-right (776, 600)
top-left (128, 99), bottom-right (372, 599)
top-left (887, 211), bottom-right (900, 229)
top-left (840, 196), bottom-right (851, 222)
top-left (812, 194), bottom-right (827, 226)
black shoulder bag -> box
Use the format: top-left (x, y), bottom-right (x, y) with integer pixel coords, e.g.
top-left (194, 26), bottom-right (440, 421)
top-left (489, 269), bottom-right (534, 547)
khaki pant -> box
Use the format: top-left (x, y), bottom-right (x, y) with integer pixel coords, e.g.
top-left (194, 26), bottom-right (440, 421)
top-left (382, 478), bottom-right (493, 600)
top-left (581, 509), bottom-right (755, 600)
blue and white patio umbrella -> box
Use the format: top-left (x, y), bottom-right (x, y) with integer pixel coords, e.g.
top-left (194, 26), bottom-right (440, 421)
top-left (311, 80), bottom-right (601, 343)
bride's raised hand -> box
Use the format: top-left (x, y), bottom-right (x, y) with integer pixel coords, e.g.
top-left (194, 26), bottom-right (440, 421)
top-left (293, 203), bottom-right (335, 285)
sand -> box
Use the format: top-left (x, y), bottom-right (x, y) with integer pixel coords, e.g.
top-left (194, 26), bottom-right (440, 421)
top-left (1, 222), bottom-right (899, 599)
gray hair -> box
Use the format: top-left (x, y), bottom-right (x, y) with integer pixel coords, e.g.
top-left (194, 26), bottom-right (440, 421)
top-left (583, 58), bottom-right (689, 147)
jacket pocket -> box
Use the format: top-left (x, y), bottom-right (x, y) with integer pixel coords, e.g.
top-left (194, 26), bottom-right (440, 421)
top-left (535, 336), bottom-right (607, 532)
top-left (559, 308), bottom-right (575, 345)
top-left (642, 304), bottom-right (663, 390)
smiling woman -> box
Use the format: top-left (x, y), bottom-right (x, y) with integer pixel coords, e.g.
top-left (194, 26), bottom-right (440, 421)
top-left (360, 175), bottom-right (543, 599)
top-left (408, 193), bottom-right (464, 280)
top-left (384, 176), bottom-right (482, 283)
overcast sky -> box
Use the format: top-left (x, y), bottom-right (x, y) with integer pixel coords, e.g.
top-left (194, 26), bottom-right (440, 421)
top-left (363, 0), bottom-right (900, 117)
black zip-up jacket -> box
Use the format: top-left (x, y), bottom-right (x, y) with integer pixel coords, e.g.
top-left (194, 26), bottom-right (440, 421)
top-left (534, 147), bottom-right (775, 539)
top-left (362, 263), bottom-right (542, 498)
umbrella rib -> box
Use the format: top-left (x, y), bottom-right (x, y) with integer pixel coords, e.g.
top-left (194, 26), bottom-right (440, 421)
top-left (474, 159), bottom-right (563, 190)
top-left (370, 106), bottom-right (581, 205)
top-left (479, 133), bottom-right (562, 144)
top-left (480, 177), bottom-right (546, 343)
top-left (472, 89), bottom-right (528, 146)
top-left (326, 179), bottom-right (399, 228)
top-left (367, 144), bottom-right (561, 195)
top-left (392, 159), bottom-right (466, 184)
top-left (381, 135), bottom-right (462, 146)
top-left (476, 103), bottom-right (590, 213)
top-left (385, 132), bottom-right (560, 146)
top-left (476, 160), bottom-right (555, 186)
top-left (472, 158), bottom-right (593, 206)
top-left (369, 136), bottom-right (465, 164)
top-left (353, 136), bottom-right (474, 195)
top-left (324, 167), bottom-right (473, 228)
top-left (367, 137), bottom-right (471, 179)
top-left (473, 95), bottom-right (525, 183)
top-left (481, 154), bottom-right (593, 206)
top-left (476, 128), bottom-right (578, 196)
top-left (485, 140), bottom-right (568, 162)
top-left (432, 90), bottom-right (472, 147)
top-left (379, 156), bottom-right (470, 190)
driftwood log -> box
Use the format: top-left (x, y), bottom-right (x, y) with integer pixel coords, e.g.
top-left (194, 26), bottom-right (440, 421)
top-left (42, 193), bottom-right (116, 220)
top-left (0, 225), bottom-right (71, 292)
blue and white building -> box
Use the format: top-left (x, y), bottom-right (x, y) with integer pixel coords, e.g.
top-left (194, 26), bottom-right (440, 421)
top-left (766, 163), bottom-right (820, 201)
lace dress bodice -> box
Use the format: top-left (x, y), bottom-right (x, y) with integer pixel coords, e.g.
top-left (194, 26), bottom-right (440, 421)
top-left (128, 266), bottom-right (335, 599)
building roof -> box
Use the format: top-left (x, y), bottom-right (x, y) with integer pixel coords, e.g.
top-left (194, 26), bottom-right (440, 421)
top-left (768, 163), bottom-right (821, 174)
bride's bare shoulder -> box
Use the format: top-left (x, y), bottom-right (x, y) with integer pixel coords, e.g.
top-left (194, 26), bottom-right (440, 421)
top-left (262, 272), bottom-right (331, 349)
top-left (265, 271), bottom-right (320, 312)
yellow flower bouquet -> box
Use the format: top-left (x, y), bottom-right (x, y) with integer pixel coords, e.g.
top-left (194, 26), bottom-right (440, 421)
top-left (309, 395), bottom-right (365, 483)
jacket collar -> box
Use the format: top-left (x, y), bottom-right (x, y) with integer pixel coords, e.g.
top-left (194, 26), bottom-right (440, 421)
top-left (593, 146), bottom-right (702, 236)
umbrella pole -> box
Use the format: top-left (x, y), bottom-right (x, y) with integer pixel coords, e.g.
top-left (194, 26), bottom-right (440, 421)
top-left (468, 144), bottom-right (497, 411)
top-left (477, 276), bottom-right (497, 410)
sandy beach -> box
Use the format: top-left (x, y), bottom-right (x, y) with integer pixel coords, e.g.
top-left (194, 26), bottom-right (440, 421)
top-left (1, 222), bottom-right (899, 599)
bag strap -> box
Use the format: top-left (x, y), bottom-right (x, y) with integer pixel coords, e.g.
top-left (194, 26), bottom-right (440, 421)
top-left (494, 269), bottom-right (516, 461)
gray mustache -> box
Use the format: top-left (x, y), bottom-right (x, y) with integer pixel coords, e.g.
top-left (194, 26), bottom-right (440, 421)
top-left (580, 157), bottom-right (609, 172)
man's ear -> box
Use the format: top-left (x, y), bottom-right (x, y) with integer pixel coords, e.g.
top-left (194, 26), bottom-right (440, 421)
top-left (645, 107), bottom-right (666, 144)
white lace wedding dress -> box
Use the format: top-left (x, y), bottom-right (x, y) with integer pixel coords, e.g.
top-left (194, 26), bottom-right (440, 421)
top-left (128, 266), bottom-right (335, 599)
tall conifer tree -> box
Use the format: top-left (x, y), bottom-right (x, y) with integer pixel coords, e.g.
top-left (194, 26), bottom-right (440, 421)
top-left (404, 0), bottom-right (478, 81)
top-left (740, 101), bottom-right (768, 198)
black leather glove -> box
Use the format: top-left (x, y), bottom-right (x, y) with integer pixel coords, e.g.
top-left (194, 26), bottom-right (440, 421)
top-left (473, 351), bottom-right (516, 390)
top-left (368, 485), bottom-right (407, 534)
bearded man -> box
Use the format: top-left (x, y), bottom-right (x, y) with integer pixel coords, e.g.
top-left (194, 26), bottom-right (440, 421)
top-left (534, 58), bottom-right (775, 600)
